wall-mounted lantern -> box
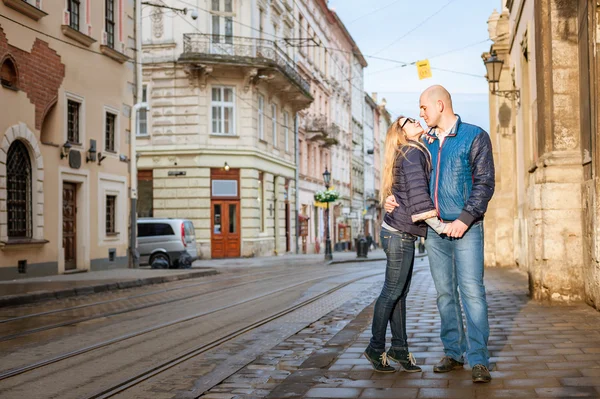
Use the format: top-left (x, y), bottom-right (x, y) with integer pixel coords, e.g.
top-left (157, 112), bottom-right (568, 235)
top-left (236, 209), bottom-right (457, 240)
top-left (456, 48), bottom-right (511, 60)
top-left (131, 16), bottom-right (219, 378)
top-left (86, 139), bottom-right (97, 163)
top-left (483, 51), bottom-right (520, 102)
top-left (60, 141), bottom-right (72, 159)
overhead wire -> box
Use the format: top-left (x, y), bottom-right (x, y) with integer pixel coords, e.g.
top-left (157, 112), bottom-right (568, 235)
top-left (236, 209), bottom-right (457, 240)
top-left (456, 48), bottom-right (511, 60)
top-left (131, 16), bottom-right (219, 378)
top-left (372, 0), bottom-right (459, 56)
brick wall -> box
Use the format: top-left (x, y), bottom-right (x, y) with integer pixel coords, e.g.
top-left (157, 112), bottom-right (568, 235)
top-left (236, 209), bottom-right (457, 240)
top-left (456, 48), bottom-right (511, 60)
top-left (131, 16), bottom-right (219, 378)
top-left (0, 25), bottom-right (65, 130)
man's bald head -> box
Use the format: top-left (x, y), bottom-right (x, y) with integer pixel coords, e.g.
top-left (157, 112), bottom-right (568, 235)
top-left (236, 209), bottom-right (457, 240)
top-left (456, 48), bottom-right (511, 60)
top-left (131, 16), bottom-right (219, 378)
top-left (419, 85), bottom-right (455, 129)
top-left (421, 85), bottom-right (453, 109)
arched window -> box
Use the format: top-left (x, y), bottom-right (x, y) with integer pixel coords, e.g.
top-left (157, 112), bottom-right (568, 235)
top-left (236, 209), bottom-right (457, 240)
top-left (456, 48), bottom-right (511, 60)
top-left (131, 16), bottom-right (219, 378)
top-left (7, 140), bottom-right (32, 238)
top-left (1, 58), bottom-right (18, 90)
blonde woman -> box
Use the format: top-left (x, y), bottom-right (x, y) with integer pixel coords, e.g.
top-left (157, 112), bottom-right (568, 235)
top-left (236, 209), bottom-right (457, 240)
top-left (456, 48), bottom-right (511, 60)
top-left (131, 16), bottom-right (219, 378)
top-left (364, 116), bottom-right (447, 373)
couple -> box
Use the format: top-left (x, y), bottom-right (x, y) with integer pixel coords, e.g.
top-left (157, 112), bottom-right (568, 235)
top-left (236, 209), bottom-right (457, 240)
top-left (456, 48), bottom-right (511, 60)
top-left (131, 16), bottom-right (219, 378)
top-left (363, 85), bottom-right (495, 383)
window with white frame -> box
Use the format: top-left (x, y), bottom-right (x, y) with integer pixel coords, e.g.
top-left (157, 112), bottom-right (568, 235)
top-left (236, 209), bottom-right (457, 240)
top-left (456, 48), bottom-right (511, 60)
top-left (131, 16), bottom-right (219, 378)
top-left (105, 0), bottom-right (115, 49)
top-left (271, 104), bottom-right (277, 147)
top-left (68, 0), bottom-right (81, 31)
top-left (211, 86), bottom-right (235, 135)
top-left (105, 110), bottom-right (117, 152)
top-left (137, 84), bottom-right (148, 136)
top-left (258, 94), bottom-right (264, 140)
top-left (283, 111), bottom-right (289, 152)
top-left (211, 0), bottom-right (234, 44)
top-left (106, 194), bottom-right (117, 234)
top-left (67, 98), bottom-right (82, 144)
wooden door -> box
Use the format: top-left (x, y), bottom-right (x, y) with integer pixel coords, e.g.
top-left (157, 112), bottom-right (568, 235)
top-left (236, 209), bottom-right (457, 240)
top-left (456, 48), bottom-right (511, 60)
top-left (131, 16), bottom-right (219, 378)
top-left (211, 200), bottom-right (240, 258)
top-left (63, 183), bottom-right (77, 270)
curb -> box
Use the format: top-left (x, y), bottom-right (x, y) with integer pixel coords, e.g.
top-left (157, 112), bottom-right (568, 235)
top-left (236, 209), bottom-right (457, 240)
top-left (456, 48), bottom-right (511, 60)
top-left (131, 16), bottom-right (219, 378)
top-left (0, 268), bottom-right (219, 308)
top-left (327, 252), bottom-right (427, 265)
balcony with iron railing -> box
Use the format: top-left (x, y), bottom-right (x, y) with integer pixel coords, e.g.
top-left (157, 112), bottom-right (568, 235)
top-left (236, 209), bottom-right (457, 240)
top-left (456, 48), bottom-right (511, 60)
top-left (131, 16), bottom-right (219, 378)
top-left (180, 33), bottom-right (311, 98)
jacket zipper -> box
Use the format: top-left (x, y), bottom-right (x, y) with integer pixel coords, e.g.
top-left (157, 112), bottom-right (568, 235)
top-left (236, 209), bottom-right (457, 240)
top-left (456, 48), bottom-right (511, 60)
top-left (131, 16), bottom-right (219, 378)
top-left (434, 139), bottom-right (446, 220)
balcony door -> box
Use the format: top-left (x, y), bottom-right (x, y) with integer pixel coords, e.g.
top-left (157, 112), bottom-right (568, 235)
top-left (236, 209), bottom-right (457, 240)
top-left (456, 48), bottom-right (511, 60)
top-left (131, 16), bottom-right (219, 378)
top-left (210, 0), bottom-right (234, 54)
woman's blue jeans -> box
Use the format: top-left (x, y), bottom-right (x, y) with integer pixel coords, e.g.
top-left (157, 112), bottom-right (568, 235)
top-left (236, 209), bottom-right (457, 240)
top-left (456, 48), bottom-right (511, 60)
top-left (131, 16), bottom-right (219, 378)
top-left (425, 221), bottom-right (490, 367)
top-left (369, 228), bottom-right (417, 352)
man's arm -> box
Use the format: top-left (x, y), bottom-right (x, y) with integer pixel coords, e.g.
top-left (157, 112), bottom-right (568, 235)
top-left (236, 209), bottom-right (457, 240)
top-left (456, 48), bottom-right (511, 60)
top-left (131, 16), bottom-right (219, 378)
top-left (458, 131), bottom-right (496, 227)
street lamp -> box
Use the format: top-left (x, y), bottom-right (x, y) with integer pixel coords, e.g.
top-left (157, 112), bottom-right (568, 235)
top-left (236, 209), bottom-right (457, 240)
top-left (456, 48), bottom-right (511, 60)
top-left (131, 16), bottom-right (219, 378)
top-left (483, 51), bottom-right (520, 102)
top-left (322, 168), bottom-right (333, 261)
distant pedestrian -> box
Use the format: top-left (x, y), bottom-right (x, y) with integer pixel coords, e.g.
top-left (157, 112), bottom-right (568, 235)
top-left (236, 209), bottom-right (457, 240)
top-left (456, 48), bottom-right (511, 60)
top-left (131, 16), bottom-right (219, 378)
top-left (365, 115), bottom-right (448, 373)
top-left (365, 233), bottom-right (373, 251)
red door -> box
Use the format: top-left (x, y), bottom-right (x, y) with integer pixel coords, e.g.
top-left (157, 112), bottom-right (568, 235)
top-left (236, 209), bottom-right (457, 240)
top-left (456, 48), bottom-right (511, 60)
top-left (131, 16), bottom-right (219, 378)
top-left (211, 200), bottom-right (241, 258)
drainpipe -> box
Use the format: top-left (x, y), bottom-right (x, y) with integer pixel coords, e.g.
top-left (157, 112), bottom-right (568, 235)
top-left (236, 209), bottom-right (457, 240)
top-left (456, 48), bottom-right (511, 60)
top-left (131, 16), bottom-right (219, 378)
top-left (130, 102), bottom-right (148, 268)
top-left (295, 112), bottom-right (300, 254)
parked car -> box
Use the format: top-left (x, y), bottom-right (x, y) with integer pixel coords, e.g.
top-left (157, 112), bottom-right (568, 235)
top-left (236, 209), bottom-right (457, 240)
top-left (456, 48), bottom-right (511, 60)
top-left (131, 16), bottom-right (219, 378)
top-left (137, 218), bottom-right (198, 268)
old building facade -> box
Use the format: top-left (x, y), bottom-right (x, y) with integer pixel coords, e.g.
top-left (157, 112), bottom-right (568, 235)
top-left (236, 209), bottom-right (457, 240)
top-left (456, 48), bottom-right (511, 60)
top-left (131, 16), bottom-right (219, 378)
top-left (484, 0), bottom-right (600, 309)
top-left (0, 0), bottom-right (135, 278)
top-left (139, 0), bottom-right (312, 259)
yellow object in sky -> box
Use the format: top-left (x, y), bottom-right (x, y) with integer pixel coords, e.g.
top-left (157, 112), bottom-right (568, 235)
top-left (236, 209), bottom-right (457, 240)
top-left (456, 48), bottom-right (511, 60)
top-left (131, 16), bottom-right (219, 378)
top-left (416, 59), bottom-right (432, 80)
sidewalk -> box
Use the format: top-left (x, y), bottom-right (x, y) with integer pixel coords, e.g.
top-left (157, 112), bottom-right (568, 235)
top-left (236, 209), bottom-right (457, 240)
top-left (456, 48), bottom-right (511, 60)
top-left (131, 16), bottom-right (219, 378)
top-left (0, 249), bottom-right (389, 307)
top-left (203, 259), bottom-right (600, 399)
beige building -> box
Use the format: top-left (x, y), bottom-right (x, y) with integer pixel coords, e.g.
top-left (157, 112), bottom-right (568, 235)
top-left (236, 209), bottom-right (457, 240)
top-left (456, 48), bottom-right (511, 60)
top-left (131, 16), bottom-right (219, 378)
top-left (484, 0), bottom-right (600, 309)
top-left (0, 0), bottom-right (135, 279)
top-left (138, 0), bottom-right (312, 259)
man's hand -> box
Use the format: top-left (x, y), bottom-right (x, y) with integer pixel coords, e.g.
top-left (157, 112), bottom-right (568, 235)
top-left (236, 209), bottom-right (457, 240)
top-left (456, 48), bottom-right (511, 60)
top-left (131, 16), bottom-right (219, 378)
top-left (445, 220), bottom-right (468, 238)
top-left (384, 195), bottom-right (399, 213)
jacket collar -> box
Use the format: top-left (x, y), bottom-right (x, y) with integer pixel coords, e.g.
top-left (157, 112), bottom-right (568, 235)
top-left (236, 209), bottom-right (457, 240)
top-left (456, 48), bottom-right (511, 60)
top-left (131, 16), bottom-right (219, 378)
top-left (425, 114), bottom-right (461, 141)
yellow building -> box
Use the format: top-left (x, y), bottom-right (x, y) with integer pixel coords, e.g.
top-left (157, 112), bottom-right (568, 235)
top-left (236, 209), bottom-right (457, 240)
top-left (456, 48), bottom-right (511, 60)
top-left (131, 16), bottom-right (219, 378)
top-left (0, 0), bottom-right (135, 278)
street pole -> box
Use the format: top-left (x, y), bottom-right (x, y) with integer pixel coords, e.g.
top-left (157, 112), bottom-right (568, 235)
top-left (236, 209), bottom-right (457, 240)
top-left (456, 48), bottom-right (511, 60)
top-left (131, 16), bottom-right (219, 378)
top-left (294, 113), bottom-right (300, 254)
top-left (325, 197), bottom-right (332, 261)
top-left (323, 168), bottom-right (332, 261)
top-left (130, 102), bottom-right (149, 268)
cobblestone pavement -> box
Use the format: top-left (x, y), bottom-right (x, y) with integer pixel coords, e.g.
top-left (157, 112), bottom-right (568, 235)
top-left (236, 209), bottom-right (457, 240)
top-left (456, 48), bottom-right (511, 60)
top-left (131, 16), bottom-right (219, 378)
top-left (201, 257), bottom-right (600, 399)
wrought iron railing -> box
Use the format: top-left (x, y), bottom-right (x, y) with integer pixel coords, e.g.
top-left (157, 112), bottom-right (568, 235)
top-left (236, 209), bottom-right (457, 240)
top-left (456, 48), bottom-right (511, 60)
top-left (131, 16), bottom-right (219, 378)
top-left (182, 33), bottom-right (310, 94)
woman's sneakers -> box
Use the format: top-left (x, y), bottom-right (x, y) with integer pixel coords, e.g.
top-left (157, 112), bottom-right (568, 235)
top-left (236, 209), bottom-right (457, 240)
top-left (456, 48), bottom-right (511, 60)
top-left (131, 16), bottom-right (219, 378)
top-left (363, 346), bottom-right (395, 373)
top-left (387, 348), bottom-right (423, 372)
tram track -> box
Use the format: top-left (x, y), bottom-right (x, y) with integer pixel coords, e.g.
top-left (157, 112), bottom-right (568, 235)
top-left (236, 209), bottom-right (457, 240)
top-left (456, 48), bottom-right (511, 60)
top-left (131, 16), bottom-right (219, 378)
top-left (0, 270), bottom-right (380, 383)
top-left (85, 271), bottom-right (382, 399)
top-left (0, 267), bottom-right (326, 342)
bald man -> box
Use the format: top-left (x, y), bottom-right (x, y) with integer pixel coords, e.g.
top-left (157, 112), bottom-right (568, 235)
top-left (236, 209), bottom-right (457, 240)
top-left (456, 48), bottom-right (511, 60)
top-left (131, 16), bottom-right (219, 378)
top-left (386, 85), bottom-right (495, 383)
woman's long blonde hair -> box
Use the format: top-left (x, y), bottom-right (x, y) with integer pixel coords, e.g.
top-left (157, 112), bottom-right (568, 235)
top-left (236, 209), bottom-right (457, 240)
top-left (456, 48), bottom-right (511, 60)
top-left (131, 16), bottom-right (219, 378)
top-left (380, 116), bottom-right (431, 205)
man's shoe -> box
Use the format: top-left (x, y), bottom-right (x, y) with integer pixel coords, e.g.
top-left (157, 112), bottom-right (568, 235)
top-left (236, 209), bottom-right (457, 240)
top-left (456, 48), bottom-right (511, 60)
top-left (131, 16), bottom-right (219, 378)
top-left (472, 364), bottom-right (492, 383)
top-left (433, 356), bottom-right (464, 373)
top-left (386, 348), bottom-right (422, 372)
top-left (363, 346), bottom-right (395, 373)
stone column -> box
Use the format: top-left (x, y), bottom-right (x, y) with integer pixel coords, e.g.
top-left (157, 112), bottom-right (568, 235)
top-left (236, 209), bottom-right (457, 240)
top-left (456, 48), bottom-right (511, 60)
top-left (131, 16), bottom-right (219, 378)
top-left (529, 0), bottom-right (585, 301)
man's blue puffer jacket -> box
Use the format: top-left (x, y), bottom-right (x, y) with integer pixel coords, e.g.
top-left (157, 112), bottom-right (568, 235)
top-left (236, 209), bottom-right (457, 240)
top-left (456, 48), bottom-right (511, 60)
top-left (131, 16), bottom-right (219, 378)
top-left (423, 115), bottom-right (495, 226)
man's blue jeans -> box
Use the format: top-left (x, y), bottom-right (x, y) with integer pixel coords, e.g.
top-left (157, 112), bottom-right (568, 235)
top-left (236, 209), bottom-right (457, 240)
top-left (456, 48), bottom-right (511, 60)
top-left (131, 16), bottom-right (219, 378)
top-left (425, 221), bottom-right (489, 367)
top-left (369, 228), bottom-right (416, 352)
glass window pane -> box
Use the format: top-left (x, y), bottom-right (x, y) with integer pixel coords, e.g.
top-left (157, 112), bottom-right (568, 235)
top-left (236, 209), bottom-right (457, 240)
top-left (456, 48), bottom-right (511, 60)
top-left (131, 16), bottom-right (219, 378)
top-left (224, 88), bottom-right (233, 102)
top-left (225, 18), bottom-right (233, 41)
top-left (213, 87), bottom-right (222, 101)
top-left (212, 106), bottom-right (220, 133)
top-left (213, 204), bottom-right (222, 234)
top-left (224, 107), bottom-right (232, 134)
top-left (224, 0), bottom-right (232, 12)
top-left (211, 0), bottom-right (219, 11)
top-left (212, 180), bottom-right (238, 196)
top-left (229, 204), bottom-right (237, 233)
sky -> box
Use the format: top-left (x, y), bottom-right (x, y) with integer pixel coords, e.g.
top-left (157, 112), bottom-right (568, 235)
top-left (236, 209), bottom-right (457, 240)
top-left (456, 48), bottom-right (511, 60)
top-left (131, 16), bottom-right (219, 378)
top-left (329, 0), bottom-right (500, 132)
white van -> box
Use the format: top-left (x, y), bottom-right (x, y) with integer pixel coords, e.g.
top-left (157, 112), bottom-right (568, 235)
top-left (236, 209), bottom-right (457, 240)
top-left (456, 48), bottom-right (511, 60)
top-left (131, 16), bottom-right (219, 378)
top-left (137, 218), bottom-right (198, 268)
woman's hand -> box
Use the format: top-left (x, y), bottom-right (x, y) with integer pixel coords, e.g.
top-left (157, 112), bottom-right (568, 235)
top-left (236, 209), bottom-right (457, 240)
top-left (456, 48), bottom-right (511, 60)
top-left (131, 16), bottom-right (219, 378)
top-left (441, 223), bottom-right (450, 235)
top-left (384, 195), bottom-right (399, 213)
